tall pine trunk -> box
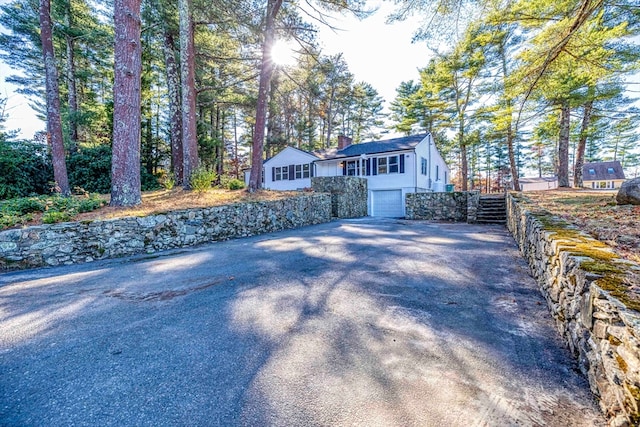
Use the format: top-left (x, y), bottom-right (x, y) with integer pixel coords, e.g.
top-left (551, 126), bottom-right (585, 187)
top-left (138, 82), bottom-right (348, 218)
top-left (500, 48), bottom-right (519, 192)
top-left (111, 0), bottom-right (142, 206)
top-left (557, 101), bottom-right (571, 188)
top-left (162, 28), bottom-right (183, 185)
top-left (64, 0), bottom-right (78, 149)
top-left (179, 0), bottom-right (198, 188)
top-left (573, 99), bottom-right (593, 188)
top-left (458, 118), bottom-right (468, 191)
top-left (39, 0), bottom-right (70, 196)
top-left (249, 0), bottom-right (283, 191)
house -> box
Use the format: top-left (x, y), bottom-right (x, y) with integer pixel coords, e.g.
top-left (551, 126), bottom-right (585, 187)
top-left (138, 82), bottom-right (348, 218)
top-left (582, 161), bottom-right (626, 190)
top-left (262, 146), bottom-right (317, 191)
top-left (246, 134), bottom-right (450, 217)
top-left (518, 176), bottom-right (558, 192)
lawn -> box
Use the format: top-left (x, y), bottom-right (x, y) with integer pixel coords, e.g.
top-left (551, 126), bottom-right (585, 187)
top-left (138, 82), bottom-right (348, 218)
top-left (522, 189), bottom-right (640, 264)
top-left (0, 188), bottom-right (300, 231)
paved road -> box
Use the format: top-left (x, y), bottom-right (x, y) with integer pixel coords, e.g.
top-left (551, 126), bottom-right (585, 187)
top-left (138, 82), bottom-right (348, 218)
top-left (1, 219), bottom-right (605, 426)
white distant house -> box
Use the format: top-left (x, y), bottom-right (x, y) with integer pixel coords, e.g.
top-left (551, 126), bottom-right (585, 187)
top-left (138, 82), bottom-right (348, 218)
top-left (245, 133), bottom-right (450, 217)
top-left (519, 176), bottom-right (558, 192)
top-left (582, 161), bottom-right (626, 189)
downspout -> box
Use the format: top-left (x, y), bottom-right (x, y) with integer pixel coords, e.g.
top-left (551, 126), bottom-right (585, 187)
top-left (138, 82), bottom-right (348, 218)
top-left (414, 150), bottom-right (418, 193)
top-left (428, 136), bottom-right (433, 190)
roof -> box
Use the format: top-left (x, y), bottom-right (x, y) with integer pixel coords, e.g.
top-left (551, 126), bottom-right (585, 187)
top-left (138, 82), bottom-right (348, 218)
top-left (582, 161), bottom-right (625, 181)
top-left (263, 146), bottom-right (318, 166)
top-left (314, 134), bottom-right (429, 161)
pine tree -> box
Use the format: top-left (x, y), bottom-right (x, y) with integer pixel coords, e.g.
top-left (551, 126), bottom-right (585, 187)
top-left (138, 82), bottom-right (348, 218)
top-left (39, 0), bottom-right (70, 196)
top-left (110, 0), bottom-right (142, 206)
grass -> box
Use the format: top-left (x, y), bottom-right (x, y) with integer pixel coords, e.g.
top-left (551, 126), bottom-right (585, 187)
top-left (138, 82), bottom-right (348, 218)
top-left (0, 188), bottom-right (301, 230)
top-left (524, 189), bottom-right (640, 264)
top-left (523, 188), bottom-right (640, 313)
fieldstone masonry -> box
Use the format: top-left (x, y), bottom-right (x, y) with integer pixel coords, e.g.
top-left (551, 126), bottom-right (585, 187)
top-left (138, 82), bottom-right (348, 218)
top-left (507, 192), bottom-right (640, 426)
top-left (311, 176), bottom-right (367, 218)
top-left (0, 194), bottom-right (332, 271)
top-left (405, 191), bottom-right (480, 222)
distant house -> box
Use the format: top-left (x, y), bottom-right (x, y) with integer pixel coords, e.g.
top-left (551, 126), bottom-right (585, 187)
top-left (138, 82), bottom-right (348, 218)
top-left (519, 176), bottom-right (558, 192)
top-left (244, 134), bottom-right (450, 217)
top-left (582, 161), bottom-right (626, 190)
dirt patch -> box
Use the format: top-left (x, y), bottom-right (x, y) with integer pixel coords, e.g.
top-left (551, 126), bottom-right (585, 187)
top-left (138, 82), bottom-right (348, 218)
top-left (70, 188), bottom-right (301, 223)
top-left (522, 189), bottom-right (640, 263)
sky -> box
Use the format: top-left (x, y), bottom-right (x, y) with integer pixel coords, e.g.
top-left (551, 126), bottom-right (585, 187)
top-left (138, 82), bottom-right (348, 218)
top-left (314, 1), bottom-right (432, 108)
top-left (0, 0), bottom-right (431, 140)
top-left (1, 1), bottom-right (637, 145)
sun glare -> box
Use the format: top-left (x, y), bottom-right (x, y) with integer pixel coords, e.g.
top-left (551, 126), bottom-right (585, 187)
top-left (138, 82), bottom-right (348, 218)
top-left (271, 40), bottom-right (296, 66)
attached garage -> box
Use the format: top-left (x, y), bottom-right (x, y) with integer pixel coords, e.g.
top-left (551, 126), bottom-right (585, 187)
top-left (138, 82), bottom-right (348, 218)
top-left (371, 190), bottom-right (404, 218)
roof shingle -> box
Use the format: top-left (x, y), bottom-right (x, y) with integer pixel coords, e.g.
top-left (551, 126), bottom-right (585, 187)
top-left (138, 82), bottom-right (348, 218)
top-left (583, 161), bottom-right (625, 181)
top-left (314, 134), bottom-right (429, 160)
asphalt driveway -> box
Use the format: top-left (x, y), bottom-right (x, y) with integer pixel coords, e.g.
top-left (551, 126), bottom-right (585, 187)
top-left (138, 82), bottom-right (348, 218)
top-left (0, 219), bottom-right (605, 426)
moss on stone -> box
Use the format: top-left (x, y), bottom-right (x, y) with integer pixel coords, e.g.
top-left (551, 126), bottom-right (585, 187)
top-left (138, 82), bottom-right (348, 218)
top-left (617, 354), bottom-right (629, 373)
top-left (531, 210), bottom-right (640, 314)
top-left (609, 335), bottom-right (623, 346)
top-left (582, 260), bottom-right (625, 275)
top-left (624, 383), bottom-right (640, 424)
top-left (596, 276), bottom-right (640, 313)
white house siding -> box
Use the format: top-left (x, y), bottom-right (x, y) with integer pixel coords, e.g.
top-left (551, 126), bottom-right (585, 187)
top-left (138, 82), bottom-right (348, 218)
top-left (315, 150), bottom-right (424, 217)
top-left (248, 134), bottom-right (451, 217)
top-left (262, 147), bottom-right (318, 191)
top-left (584, 179), bottom-right (625, 190)
top-left (414, 134), bottom-right (450, 193)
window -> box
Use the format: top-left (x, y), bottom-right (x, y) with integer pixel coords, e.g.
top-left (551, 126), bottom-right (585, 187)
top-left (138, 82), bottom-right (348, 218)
top-left (377, 157), bottom-right (387, 174)
top-left (303, 164), bottom-right (310, 178)
top-left (295, 164), bottom-right (303, 179)
top-left (281, 166), bottom-right (289, 180)
top-left (274, 167), bottom-right (282, 181)
top-left (435, 165), bottom-right (440, 181)
top-left (599, 181), bottom-right (607, 189)
top-left (421, 157), bottom-right (427, 175)
top-left (388, 156), bottom-right (399, 173)
top-left (607, 167), bottom-right (615, 174)
top-left (589, 169), bottom-right (596, 175)
top-left (347, 160), bottom-right (358, 176)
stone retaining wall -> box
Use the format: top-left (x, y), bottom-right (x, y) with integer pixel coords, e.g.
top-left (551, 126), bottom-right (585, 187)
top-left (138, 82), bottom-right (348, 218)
top-left (405, 191), bottom-right (479, 222)
top-left (311, 176), bottom-right (367, 218)
top-left (0, 194), bottom-right (332, 271)
top-left (506, 192), bottom-right (640, 426)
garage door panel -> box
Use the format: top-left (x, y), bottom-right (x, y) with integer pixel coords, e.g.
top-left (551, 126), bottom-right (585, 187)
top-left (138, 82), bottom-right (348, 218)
top-left (372, 190), bottom-right (403, 218)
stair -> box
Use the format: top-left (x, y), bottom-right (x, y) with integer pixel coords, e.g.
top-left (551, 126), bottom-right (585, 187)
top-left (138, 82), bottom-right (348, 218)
top-left (476, 195), bottom-right (506, 225)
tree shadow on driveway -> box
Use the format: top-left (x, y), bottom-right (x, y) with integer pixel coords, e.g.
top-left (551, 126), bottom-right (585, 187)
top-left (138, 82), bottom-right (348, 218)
top-left (0, 219), bottom-right (605, 426)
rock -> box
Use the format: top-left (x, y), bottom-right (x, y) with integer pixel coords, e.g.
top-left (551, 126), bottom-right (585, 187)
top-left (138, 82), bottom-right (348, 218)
top-left (617, 178), bottom-right (640, 205)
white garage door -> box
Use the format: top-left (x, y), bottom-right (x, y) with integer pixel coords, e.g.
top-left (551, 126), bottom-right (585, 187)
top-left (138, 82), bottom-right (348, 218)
top-left (371, 190), bottom-right (404, 218)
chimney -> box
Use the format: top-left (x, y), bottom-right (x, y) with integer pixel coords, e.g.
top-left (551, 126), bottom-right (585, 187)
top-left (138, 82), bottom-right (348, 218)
top-left (338, 135), bottom-right (352, 150)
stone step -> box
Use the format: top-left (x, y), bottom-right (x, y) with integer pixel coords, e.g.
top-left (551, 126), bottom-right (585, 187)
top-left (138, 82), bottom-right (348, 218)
top-left (477, 195), bottom-right (507, 225)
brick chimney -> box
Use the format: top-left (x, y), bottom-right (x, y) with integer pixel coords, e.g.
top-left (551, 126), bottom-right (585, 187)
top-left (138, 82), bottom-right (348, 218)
top-left (337, 135), bottom-right (352, 150)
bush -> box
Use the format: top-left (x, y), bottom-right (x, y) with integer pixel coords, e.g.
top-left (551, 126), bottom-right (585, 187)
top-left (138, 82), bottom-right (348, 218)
top-left (76, 195), bottom-right (107, 213)
top-left (227, 178), bottom-right (246, 190)
top-left (160, 174), bottom-right (175, 190)
top-left (67, 145), bottom-right (112, 194)
top-left (0, 194), bottom-right (106, 229)
top-left (0, 140), bottom-right (53, 199)
top-left (68, 145), bottom-right (161, 193)
top-left (141, 168), bottom-right (161, 191)
top-left (42, 211), bottom-right (72, 224)
top-left (11, 197), bottom-right (46, 214)
top-left (189, 168), bottom-right (217, 193)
